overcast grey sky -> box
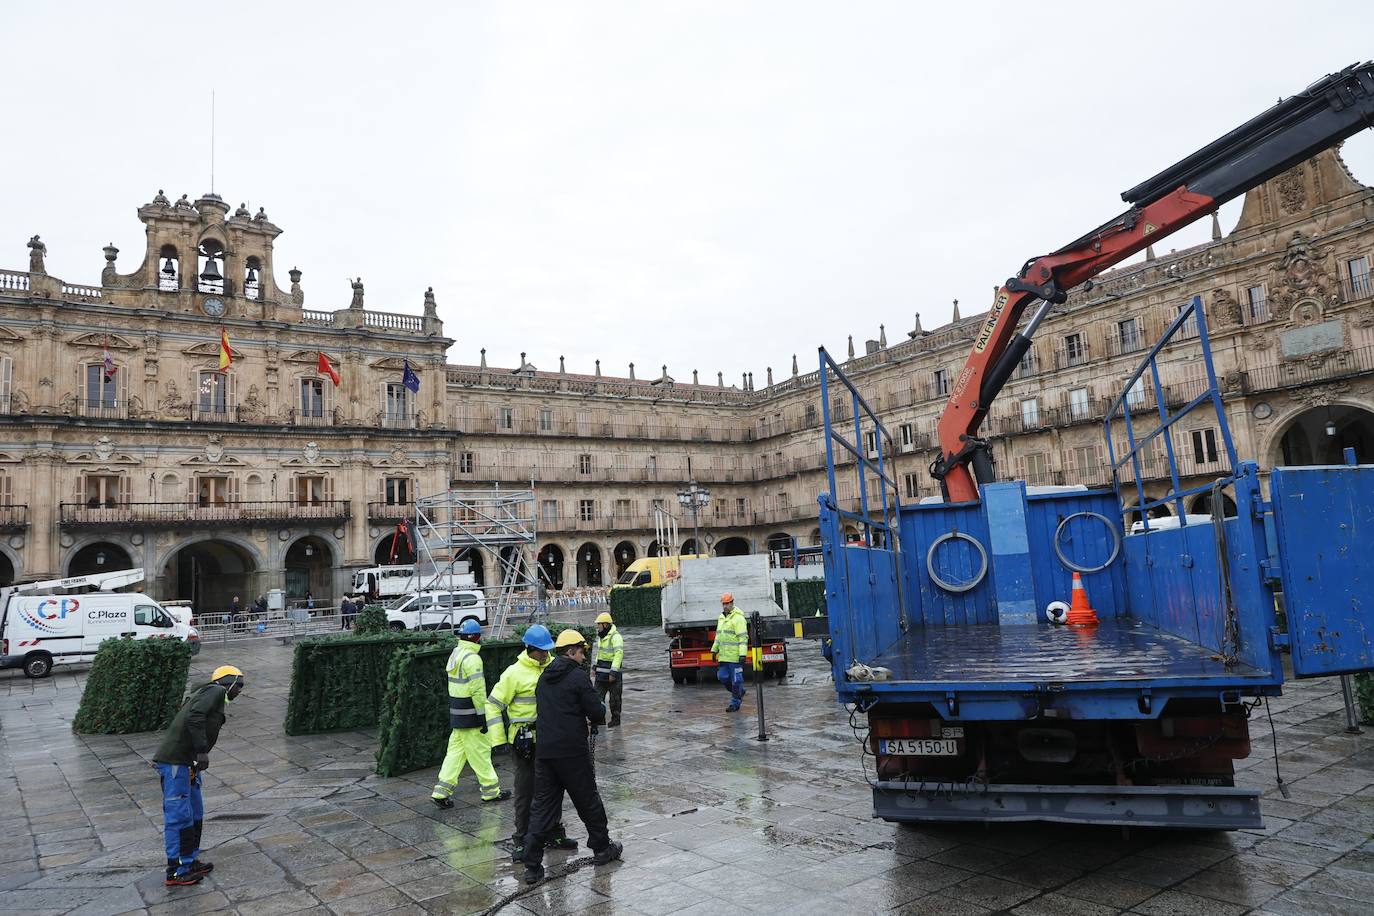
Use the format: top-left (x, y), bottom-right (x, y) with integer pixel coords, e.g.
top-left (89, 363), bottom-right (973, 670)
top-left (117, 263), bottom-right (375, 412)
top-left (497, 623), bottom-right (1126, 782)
top-left (3, 2), bottom-right (1371, 384)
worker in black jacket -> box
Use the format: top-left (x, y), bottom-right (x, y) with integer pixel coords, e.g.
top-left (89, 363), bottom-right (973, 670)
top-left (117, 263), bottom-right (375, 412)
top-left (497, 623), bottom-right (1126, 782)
top-left (152, 665), bottom-right (245, 886)
top-left (521, 630), bottom-right (622, 884)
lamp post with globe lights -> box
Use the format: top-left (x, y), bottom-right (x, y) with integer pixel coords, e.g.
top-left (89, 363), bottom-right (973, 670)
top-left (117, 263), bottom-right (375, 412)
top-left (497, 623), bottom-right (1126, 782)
top-left (676, 481), bottom-right (711, 556)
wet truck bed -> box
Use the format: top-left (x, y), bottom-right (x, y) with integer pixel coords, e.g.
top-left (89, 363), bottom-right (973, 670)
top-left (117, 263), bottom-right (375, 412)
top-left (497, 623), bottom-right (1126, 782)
top-left (871, 620), bottom-right (1268, 685)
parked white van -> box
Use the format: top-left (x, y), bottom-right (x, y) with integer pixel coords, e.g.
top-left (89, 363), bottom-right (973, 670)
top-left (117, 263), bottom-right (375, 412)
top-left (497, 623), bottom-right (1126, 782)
top-left (386, 590), bottom-right (487, 631)
top-left (0, 569), bottom-right (199, 678)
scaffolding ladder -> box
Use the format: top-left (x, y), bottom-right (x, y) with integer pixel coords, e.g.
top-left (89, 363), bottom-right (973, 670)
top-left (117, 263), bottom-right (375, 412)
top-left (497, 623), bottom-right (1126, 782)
top-left (413, 487), bottom-right (540, 638)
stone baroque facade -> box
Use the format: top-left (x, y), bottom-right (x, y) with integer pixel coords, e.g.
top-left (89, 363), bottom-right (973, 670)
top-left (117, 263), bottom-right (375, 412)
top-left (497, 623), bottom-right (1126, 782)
top-left (2, 151), bottom-right (1373, 606)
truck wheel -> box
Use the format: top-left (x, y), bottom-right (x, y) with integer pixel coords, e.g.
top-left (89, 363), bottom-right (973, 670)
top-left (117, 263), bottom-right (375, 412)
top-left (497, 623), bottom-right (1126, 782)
top-left (771, 662), bottom-right (788, 679)
top-left (671, 671), bottom-right (685, 685)
top-left (683, 669), bottom-right (699, 684)
top-left (23, 652), bottom-right (53, 679)
top-left (388, 621), bottom-right (406, 631)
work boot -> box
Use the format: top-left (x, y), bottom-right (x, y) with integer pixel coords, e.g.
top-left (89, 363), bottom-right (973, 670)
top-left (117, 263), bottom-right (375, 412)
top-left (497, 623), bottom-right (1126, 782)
top-left (608, 718), bottom-right (621, 728)
top-left (164, 869), bottom-right (204, 887)
top-left (592, 841), bottom-right (623, 865)
top-left (726, 703), bottom-right (740, 713)
top-left (432, 796), bottom-right (454, 810)
top-left (187, 860), bottom-right (214, 876)
top-left (548, 836), bottom-right (579, 851)
top-left (482, 789), bottom-right (513, 803)
top-left (522, 863), bottom-right (545, 885)
top-left (510, 845), bottom-right (524, 864)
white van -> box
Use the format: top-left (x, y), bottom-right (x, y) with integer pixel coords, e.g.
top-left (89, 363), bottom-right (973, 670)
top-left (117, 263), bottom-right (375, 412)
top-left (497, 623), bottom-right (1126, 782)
top-left (351, 564), bottom-right (474, 600)
top-left (0, 569), bottom-right (198, 678)
top-left (386, 590), bottom-right (487, 631)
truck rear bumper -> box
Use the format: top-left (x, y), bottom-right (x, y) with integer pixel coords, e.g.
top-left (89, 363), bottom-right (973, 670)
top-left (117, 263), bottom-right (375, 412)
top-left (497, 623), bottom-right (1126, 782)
top-left (873, 781), bottom-right (1262, 830)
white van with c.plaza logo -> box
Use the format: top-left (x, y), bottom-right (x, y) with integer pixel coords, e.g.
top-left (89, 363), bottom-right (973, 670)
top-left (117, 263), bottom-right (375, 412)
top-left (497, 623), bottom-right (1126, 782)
top-left (0, 568), bottom-right (198, 678)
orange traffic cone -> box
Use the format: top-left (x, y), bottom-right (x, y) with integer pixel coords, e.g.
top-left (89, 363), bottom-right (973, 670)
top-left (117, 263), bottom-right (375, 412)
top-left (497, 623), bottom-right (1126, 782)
top-left (1065, 572), bottom-right (1099, 627)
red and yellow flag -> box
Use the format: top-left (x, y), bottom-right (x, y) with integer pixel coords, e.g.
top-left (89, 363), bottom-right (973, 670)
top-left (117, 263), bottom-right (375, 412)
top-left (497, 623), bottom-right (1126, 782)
top-left (317, 351), bottom-right (340, 386)
top-left (218, 328), bottom-right (233, 371)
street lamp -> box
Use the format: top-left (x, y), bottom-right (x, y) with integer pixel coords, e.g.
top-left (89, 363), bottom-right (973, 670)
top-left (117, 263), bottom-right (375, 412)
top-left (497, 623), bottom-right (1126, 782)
top-left (677, 480), bottom-right (711, 556)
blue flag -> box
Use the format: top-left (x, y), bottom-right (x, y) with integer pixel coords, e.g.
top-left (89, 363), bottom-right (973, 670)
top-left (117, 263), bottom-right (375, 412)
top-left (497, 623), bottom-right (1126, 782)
top-left (402, 360), bottom-right (421, 394)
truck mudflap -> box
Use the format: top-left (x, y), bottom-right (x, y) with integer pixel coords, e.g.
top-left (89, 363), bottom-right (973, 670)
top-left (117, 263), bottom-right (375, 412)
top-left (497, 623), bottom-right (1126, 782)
top-left (872, 781), bottom-right (1262, 830)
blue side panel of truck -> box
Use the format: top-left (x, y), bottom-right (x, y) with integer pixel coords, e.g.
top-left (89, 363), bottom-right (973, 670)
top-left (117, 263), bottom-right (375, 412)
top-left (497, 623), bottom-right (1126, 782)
top-left (817, 296), bottom-right (1374, 828)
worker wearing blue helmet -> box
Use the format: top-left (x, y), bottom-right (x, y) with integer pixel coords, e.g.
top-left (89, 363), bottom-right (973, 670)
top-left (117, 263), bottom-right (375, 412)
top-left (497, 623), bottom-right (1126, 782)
top-left (486, 624), bottom-right (576, 861)
top-left (432, 618), bottom-right (511, 808)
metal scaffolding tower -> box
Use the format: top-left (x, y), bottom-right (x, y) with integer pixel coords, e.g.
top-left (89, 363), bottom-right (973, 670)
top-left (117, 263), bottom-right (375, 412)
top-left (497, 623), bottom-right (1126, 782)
top-left (413, 488), bottom-right (539, 637)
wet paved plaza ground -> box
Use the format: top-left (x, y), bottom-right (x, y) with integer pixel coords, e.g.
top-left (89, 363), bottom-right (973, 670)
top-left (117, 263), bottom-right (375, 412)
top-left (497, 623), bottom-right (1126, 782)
top-left (3, 625), bottom-right (1374, 915)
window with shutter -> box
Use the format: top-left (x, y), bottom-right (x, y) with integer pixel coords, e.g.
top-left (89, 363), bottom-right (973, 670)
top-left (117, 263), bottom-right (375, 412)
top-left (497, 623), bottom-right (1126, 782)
top-left (0, 474), bottom-right (12, 506)
top-left (0, 356), bottom-right (11, 413)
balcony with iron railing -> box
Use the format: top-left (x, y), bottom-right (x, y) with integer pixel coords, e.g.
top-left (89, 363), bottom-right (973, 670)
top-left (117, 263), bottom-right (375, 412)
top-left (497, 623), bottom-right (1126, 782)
top-left (1340, 272), bottom-right (1373, 303)
top-left (367, 501), bottom-right (414, 523)
top-left (0, 505), bottom-right (27, 532)
top-left (1242, 344), bottom-right (1374, 393)
top-left (1105, 329), bottom-right (1147, 358)
top-left (73, 399), bottom-right (130, 420)
top-left (289, 407), bottom-right (337, 428)
top-left (189, 404), bottom-right (242, 423)
top-left (59, 499), bottom-right (351, 529)
top-left (1053, 341), bottom-right (1092, 369)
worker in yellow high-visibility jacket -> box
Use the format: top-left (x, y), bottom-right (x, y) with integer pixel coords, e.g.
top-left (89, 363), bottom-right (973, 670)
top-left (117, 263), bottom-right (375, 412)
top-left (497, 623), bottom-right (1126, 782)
top-left (432, 619), bottom-right (510, 807)
top-left (711, 593), bottom-right (749, 712)
top-left (487, 625), bottom-right (576, 862)
top-left (593, 612), bottom-right (624, 727)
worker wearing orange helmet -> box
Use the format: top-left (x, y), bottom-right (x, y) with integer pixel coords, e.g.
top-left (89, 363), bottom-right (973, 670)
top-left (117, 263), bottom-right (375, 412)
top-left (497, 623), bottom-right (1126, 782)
top-left (711, 593), bottom-right (748, 712)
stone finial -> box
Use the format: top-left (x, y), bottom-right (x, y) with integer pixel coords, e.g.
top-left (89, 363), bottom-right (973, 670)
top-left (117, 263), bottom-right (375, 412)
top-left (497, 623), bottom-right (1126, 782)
top-left (153, 189), bottom-right (170, 206)
top-left (692, 369), bottom-right (699, 385)
top-left (792, 354), bottom-right (799, 376)
top-left (766, 367), bottom-right (774, 387)
top-left (847, 335), bottom-right (855, 360)
top-left (103, 243), bottom-right (119, 264)
top-left (951, 299), bottom-right (961, 321)
top-left (717, 371), bottom-right (724, 387)
top-left (908, 312), bottom-right (925, 338)
top-left (1211, 212), bottom-right (1222, 241)
top-left (879, 324), bottom-right (887, 348)
top-left (423, 286), bottom-right (437, 317)
top-left (480, 348), bottom-right (488, 370)
top-left (349, 277), bottom-right (364, 309)
top-left (595, 359), bottom-right (602, 379)
top-left (742, 371), bottom-right (748, 388)
top-left (559, 355), bottom-right (566, 374)
top-left (289, 267), bottom-right (303, 304)
top-left (629, 362), bottom-right (635, 381)
top-left (27, 235), bottom-right (46, 274)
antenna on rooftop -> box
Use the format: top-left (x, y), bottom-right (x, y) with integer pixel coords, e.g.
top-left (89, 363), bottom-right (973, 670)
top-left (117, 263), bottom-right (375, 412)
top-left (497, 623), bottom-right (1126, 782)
top-left (210, 89), bottom-right (216, 194)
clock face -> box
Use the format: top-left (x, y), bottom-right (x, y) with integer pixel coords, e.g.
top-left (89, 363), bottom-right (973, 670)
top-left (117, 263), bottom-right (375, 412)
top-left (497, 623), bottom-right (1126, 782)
top-left (202, 297), bottom-right (226, 318)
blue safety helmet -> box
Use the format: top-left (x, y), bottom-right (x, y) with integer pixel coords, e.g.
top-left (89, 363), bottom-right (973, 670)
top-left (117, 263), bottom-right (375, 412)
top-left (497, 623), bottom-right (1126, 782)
top-left (522, 624), bottom-right (555, 651)
top-left (459, 618), bottom-right (482, 636)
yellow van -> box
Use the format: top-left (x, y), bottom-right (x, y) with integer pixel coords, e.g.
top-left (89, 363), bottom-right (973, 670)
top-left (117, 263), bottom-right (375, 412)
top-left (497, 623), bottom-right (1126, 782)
top-left (612, 555), bottom-right (709, 589)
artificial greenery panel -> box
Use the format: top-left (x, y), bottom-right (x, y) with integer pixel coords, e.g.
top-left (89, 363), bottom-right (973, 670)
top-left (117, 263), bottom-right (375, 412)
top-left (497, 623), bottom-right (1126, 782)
top-left (72, 637), bottom-right (194, 735)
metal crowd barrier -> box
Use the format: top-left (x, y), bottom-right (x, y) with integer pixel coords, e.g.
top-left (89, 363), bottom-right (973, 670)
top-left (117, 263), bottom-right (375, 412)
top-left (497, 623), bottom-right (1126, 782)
top-left (193, 606), bottom-right (349, 646)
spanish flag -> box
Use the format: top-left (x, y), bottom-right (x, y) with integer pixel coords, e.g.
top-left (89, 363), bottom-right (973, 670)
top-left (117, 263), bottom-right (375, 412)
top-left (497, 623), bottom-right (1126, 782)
top-left (218, 328), bottom-right (233, 371)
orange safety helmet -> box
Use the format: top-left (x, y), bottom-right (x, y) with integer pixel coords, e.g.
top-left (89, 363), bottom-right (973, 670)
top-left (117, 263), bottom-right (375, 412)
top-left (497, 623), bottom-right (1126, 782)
top-left (720, 592), bottom-right (734, 605)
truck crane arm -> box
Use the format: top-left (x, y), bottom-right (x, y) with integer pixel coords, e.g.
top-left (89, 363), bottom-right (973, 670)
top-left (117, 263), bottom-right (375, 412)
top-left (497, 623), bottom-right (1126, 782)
top-left (932, 61), bottom-right (1374, 503)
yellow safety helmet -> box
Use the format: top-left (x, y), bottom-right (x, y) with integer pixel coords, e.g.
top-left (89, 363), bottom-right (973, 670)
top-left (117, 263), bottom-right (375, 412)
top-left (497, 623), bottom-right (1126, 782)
top-left (595, 612), bottom-right (613, 625)
top-left (210, 664), bottom-right (243, 682)
top-left (555, 630), bottom-right (587, 649)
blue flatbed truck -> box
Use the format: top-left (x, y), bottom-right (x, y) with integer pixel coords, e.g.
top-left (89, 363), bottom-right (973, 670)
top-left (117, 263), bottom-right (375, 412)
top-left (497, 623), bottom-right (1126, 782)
top-left (816, 62), bottom-right (1374, 830)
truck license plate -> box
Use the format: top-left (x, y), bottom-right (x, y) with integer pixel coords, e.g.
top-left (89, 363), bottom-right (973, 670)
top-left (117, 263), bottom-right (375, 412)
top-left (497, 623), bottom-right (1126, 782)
top-left (879, 738), bottom-right (959, 756)
top-left (762, 653), bottom-right (784, 662)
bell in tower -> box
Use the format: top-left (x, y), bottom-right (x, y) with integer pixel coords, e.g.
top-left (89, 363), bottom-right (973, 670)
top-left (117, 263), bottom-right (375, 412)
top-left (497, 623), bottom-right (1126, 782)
top-left (199, 256), bottom-right (222, 282)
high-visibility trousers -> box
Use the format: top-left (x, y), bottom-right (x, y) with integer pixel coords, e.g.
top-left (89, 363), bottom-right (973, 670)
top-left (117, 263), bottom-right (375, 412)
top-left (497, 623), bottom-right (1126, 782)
top-left (432, 728), bottom-right (502, 801)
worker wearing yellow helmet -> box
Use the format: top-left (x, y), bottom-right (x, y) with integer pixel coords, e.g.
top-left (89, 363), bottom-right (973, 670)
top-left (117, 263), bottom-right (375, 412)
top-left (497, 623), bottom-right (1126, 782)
top-left (152, 664), bottom-right (246, 886)
top-left (592, 611), bottom-right (624, 728)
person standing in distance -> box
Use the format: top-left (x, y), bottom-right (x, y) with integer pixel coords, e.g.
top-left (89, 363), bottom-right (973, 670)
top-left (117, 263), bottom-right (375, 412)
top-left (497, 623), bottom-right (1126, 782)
top-left (592, 612), bottom-right (624, 728)
top-left (522, 630), bottom-right (622, 885)
top-left (432, 619), bottom-right (511, 807)
top-left (153, 665), bottom-right (245, 886)
top-left (711, 592), bottom-right (748, 712)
